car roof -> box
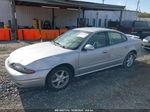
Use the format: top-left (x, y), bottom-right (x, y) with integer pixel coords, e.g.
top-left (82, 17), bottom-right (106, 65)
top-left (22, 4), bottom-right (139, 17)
top-left (73, 27), bottom-right (116, 33)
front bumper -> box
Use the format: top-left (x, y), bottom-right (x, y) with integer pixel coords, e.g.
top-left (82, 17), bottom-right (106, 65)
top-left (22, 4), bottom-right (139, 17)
top-left (142, 41), bottom-right (150, 50)
top-left (5, 58), bottom-right (50, 88)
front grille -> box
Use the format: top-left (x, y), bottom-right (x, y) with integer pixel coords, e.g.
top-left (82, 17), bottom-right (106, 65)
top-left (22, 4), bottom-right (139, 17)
top-left (145, 45), bottom-right (150, 47)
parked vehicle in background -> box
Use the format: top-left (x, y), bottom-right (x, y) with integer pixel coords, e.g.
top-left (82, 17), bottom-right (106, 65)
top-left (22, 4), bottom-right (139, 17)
top-left (119, 21), bottom-right (150, 39)
top-left (142, 36), bottom-right (150, 50)
top-left (126, 34), bottom-right (140, 39)
top-left (5, 28), bottom-right (142, 90)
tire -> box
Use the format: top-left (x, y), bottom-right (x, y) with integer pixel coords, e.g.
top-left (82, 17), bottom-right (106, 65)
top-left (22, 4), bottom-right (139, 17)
top-left (46, 66), bottom-right (73, 91)
top-left (123, 52), bottom-right (136, 68)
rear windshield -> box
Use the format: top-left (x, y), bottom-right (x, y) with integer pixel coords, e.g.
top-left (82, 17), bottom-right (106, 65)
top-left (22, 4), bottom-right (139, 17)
top-left (121, 21), bottom-right (133, 27)
top-left (134, 21), bottom-right (147, 28)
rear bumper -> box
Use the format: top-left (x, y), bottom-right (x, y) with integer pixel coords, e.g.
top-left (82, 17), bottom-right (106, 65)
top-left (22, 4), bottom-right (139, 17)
top-left (5, 58), bottom-right (50, 88)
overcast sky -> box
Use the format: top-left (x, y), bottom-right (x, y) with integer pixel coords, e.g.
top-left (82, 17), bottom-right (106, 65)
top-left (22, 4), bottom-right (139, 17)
top-left (75, 0), bottom-right (150, 13)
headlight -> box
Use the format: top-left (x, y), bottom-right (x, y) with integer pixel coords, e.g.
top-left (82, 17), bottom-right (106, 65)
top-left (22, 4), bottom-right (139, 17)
top-left (10, 63), bottom-right (36, 74)
top-left (143, 39), bottom-right (149, 42)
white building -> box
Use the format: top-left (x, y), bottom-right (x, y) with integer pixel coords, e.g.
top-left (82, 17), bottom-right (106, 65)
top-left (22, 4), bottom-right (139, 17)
top-left (0, 0), bottom-right (138, 28)
top-left (85, 10), bottom-right (137, 27)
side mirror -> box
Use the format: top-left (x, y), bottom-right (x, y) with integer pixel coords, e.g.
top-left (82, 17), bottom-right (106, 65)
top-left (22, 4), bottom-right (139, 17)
top-left (84, 44), bottom-right (95, 51)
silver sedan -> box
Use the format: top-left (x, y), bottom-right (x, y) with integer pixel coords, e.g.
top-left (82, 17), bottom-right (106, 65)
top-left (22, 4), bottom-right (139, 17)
top-left (5, 28), bottom-right (142, 90)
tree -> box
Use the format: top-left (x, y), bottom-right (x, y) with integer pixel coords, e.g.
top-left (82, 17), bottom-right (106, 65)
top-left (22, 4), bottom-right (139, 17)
top-left (138, 12), bottom-right (150, 18)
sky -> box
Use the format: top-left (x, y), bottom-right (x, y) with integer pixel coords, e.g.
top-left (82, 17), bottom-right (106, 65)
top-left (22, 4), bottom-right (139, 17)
top-left (75, 0), bottom-right (150, 13)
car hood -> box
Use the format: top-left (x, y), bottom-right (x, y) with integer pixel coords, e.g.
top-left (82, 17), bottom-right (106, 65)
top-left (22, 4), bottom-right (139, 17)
top-left (9, 42), bottom-right (72, 65)
top-left (144, 36), bottom-right (150, 40)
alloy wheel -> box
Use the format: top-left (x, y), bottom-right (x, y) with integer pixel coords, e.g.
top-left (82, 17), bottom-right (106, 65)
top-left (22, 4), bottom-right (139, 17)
top-left (126, 54), bottom-right (135, 67)
top-left (51, 70), bottom-right (70, 89)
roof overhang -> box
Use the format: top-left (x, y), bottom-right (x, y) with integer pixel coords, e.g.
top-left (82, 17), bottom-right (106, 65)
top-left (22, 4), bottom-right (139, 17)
top-left (15, 0), bottom-right (125, 11)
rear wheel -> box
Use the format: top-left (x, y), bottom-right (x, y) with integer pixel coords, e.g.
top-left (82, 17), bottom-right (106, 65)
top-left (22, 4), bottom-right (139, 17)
top-left (46, 66), bottom-right (73, 91)
top-left (123, 52), bottom-right (136, 68)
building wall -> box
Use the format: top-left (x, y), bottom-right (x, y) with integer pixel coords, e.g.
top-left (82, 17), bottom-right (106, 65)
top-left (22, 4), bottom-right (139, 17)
top-left (0, 0), bottom-right (138, 28)
top-left (16, 6), bottom-right (52, 27)
top-left (16, 6), bottom-right (80, 28)
top-left (122, 10), bottom-right (138, 21)
top-left (85, 11), bottom-right (120, 27)
top-left (85, 10), bottom-right (138, 27)
top-left (0, 0), bottom-right (12, 25)
top-left (0, 0), bottom-right (80, 28)
top-left (54, 9), bottom-right (79, 28)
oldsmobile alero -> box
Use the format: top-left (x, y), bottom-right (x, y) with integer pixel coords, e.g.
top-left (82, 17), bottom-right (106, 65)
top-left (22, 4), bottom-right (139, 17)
top-left (5, 28), bottom-right (142, 90)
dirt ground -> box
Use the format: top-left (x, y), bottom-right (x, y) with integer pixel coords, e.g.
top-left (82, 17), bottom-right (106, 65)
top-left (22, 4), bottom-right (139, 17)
top-left (0, 41), bottom-right (150, 111)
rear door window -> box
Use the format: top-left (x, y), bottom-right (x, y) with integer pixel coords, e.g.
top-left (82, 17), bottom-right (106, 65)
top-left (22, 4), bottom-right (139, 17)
top-left (108, 32), bottom-right (127, 45)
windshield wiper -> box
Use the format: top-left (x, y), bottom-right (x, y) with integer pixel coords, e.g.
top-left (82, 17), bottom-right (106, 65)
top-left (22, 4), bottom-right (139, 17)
top-left (52, 41), bottom-right (68, 49)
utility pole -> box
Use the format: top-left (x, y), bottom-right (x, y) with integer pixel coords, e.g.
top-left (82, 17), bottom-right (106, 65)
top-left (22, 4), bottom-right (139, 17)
top-left (125, 0), bottom-right (127, 8)
top-left (77, 7), bottom-right (81, 27)
top-left (119, 10), bottom-right (123, 26)
top-left (52, 8), bottom-right (55, 29)
top-left (10, 0), bottom-right (18, 40)
top-left (136, 0), bottom-right (140, 11)
top-left (136, 0), bottom-right (140, 20)
top-left (102, 0), bottom-right (105, 4)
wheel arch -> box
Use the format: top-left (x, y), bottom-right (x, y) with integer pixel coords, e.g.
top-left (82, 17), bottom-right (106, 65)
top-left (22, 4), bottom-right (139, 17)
top-left (129, 50), bottom-right (137, 57)
top-left (123, 49), bottom-right (137, 68)
top-left (45, 63), bottom-right (75, 86)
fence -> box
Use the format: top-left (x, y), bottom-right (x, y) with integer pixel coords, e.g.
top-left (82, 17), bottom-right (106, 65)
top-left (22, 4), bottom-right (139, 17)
top-left (0, 29), bottom-right (12, 40)
top-left (0, 29), bottom-right (69, 40)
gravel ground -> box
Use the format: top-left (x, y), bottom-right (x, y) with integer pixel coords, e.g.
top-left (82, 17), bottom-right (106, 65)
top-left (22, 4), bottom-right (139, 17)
top-left (0, 41), bottom-right (150, 110)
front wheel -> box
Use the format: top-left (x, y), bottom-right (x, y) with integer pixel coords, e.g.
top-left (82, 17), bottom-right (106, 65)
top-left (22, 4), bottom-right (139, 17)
top-left (123, 52), bottom-right (136, 68)
top-left (46, 66), bottom-right (73, 91)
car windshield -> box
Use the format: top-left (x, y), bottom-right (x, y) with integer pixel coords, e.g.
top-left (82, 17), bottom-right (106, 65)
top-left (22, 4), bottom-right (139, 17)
top-left (53, 30), bottom-right (90, 50)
